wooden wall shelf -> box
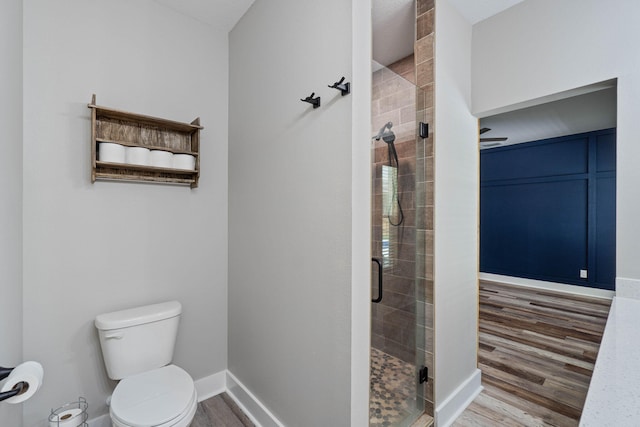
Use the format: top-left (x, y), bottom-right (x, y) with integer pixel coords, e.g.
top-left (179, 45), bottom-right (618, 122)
top-left (88, 94), bottom-right (203, 188)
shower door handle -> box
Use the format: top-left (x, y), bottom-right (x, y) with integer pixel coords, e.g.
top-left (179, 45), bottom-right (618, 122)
top-left (371, 257), bottom-right (383, 303)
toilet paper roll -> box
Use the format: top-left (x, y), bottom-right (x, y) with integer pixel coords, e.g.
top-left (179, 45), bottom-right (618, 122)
top-left (0, 361), bottom-right (43, 404)
top-left (173, 154), bottom-right (196, 170)
top-left (150, 150), bottom-right (174, 168)
top-left (98, 142), bottom-right (125, 163)
top-left (125, 146), bottom-right (151, 166)
top-left (49, 408), bottom-right (83, 427)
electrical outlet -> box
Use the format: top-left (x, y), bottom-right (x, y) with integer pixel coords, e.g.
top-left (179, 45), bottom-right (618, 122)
top-left (580, 269), bottom-right (588, 279)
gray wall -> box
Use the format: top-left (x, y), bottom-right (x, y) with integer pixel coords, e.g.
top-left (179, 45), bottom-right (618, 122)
top-left (433, 0), bottom-right (480, 419)
top-left (0, 0), bottom-right (23, 425)
top-left (22, 1), bottom-right (229, 424)
top-left (228, 0), bottom-right (355, 424)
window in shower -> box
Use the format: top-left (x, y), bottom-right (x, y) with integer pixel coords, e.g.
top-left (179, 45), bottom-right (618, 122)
top-left (381, 164), bottom-right (398, 268)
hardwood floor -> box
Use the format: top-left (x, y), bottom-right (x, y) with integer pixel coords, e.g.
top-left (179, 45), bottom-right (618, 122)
top-left (191, 393), bottom-right (254, 427)
top-left (453, 281), bottom-right (611, 427)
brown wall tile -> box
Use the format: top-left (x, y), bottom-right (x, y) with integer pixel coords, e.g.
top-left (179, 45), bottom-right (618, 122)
top-left (416, 158), bottom-right (425, 182)
top-left (416, 229), bottom-right (426, 254)
top-left (424, 254), bottom-right (433, 280)
top-left (373, 73), bottom-right (412, 100)
top-left (394, 140), bottom-right (417, 159)
top-left (423, 279), bottom-right (433, 304)
top-left (398, 173), bottom-right (416, 190)
top-left (424, 84), bottom-right (434, 107)
top-left (401, 105), bottom-right (416, 124)
top-left (425, 156), bottom-right (434, 182)
top-left (387, 55), bottom-right (416, 84)
top-left (399, 158), bottom-right (417, 176)
top-left (417, 9), bottom-right (434, 40)
top-left (424, 327), bottom-right (433, 353)
top-left (415, 34), bottom-right (434, 65)
top-left (416, 59), bottom-right (434, 87)
top-left (378, 88), bottom-right (415, 115)
top-left (384, 275), bottom-right (416, 296)
top-left (425, 137), bottom-right (434, 157)
top-left (415, 181), bottom-right (425, 207)
top-left (425, 182), bottom-right (434, 207)
top-left (425, 207), bottom-right (434, 231)
top-left (425, 231), bottom-right (434, 255)
top-left (424, 303), bottom-right (434, 329)
top-left (417, 0), bottom-right (435, 16)
top-left (423, 351), bottom-right (433, 375)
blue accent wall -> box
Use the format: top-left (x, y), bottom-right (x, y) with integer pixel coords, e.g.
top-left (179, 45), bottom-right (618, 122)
top-left (480, 129), bottom-right (616, 290)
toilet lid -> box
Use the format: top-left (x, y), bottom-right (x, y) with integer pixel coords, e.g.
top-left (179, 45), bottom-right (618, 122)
top-left (111, 365), bottom-right (195, 427)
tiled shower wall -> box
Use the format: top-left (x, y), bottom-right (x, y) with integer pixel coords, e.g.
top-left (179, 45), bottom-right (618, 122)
top-left (415, 0), bottom-right (435, 416)
top-left (371, 55), bottom-right (418, 364)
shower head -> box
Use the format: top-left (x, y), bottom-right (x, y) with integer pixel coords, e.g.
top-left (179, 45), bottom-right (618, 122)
top-left (373, 122), bottom-right (395, 143)
top-left (378, 122), bottom-right (393, 136)
top-left (382, 130), bottom-right (395, 144)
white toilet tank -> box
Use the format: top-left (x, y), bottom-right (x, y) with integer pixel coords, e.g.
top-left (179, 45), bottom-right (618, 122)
top-left (95, 301), bottom-right (182, 380)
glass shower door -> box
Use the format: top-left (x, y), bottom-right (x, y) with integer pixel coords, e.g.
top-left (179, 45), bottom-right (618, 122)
top-left (370, 60), bottom-right (427, 427)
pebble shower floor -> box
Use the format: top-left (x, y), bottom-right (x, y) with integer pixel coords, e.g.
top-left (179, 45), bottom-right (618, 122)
top-left (369, 348), bottom-right (417, 426)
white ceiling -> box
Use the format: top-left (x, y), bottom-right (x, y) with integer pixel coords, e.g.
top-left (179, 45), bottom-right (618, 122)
top-left (448, 0), bottom-right (526, 24)
top-left (153, 0), bottom-right (255, 32)
top-left (373, 0), bottom-right (526, 66)
top-left (480, 86), bottom-right (617, 150)
top-left (372, 0), bottom-right (416, 66)
top-left (152, 0), bottom-right (526, 63)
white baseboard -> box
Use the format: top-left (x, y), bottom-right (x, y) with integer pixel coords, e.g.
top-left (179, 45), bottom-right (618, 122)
top-left (435, 369), bottom-right (482, 427)
top-left (195, 370), bottom-right (227, 401)
top-left (480, 273), bottom-right (614, 300)
top-left (226, 371), bottom-right (284, 427)
top-left (616, 277), bottom-right (640, 300)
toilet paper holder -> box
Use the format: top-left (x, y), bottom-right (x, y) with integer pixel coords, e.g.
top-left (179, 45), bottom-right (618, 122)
top-left (49, 397), bottom-right (88, 427)
top-left (0, 366), bottom-right (26, 403)
top-left (0, 366), bottom-right (13, 381)
top-left (0, 382), bottom-right (26, 403)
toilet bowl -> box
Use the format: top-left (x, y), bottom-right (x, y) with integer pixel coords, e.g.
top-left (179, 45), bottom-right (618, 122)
top-left (95, 301), bottom-right (197, 427)
top-left (110, 365), bottom-right (197, 427)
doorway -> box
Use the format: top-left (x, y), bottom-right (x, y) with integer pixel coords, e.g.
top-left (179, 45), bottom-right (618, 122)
top-left (478, 81), bottom-right (617, 294)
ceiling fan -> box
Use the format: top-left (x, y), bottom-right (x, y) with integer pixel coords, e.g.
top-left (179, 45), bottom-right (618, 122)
top-left (479, 127), bottom-right (508, 144)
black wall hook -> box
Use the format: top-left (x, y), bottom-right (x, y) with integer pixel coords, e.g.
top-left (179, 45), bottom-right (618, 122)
top-left (301, 92), bottom-right (321, 109)
top-left (328, 77), bottom-right (350, 96)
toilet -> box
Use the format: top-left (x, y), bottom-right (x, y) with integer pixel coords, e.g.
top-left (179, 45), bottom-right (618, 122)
top-left (95, 301), bottom-right (197, 427)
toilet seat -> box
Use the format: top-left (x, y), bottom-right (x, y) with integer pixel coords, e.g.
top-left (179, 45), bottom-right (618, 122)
top-left (110, 365), bottom-right (197, 427)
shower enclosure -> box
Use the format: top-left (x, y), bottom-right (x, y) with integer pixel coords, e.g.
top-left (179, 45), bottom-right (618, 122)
top-left (370, 57), bottom-right (432, 426)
